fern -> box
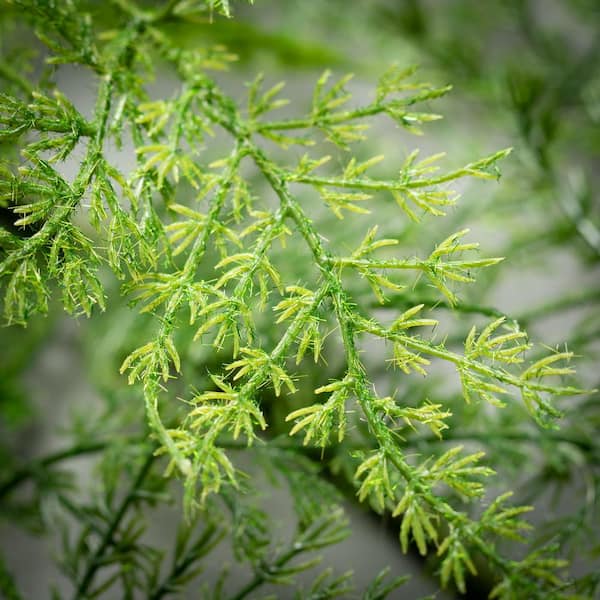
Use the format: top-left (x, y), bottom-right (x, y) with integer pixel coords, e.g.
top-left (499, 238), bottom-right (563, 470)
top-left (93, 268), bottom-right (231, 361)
top-left (0, 1), bottom-right (596, 598)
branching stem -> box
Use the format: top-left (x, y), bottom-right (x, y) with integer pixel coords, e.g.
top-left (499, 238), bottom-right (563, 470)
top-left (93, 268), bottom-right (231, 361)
top-left (0, 440), bottom-right (122, 500)
top-left (72, 450), bottom-right (155, 600)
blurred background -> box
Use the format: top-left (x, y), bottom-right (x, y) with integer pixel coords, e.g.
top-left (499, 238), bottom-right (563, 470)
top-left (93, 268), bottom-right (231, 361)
top-left (1, 0), bottom-right (599, 597)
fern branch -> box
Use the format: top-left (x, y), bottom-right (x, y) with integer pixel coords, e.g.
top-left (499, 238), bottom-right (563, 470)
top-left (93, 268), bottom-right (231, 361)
top-left (291, 148), bottom-right (510, 190)
top-left (253, 80), bottom-right (451, 134)
top-left (226, 508), bottom-right (349, 600)
top-left (246, 133), bottom-right (570, 594)
top-left (72, 450), bottom-right (155, 600)
top-left (149, 521), bottom-right (226, 600)
top-left (365, 321), bottom-right (579, 396)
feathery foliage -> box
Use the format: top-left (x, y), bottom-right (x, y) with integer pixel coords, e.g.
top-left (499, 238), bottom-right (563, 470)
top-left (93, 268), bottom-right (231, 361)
top-left (1, 0), bottom-right (598, 598)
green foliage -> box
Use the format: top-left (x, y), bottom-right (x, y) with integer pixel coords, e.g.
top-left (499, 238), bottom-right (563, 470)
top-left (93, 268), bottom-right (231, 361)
top-left (1, 0), bottom-right (598, 598)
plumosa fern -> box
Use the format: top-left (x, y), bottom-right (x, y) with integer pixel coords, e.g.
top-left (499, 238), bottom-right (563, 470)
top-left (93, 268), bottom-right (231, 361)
top-left (0, 1), bottom-right (592, 598)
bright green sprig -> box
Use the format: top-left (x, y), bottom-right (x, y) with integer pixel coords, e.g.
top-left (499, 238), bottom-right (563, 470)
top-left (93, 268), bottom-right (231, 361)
top-left (242, 129), bottom-right (577, 594)
top-left (355, 313), bottom-right (582, 425)
top-left (0, 90), bottom-right (95, 144)
top-left (289, 148), bottom-right (512, 221)
top-left (252, 65), bottom-right (452, 148)
top-left (329, 227), bottom-right (503, 305)
top-left (286, 376), bottom-right (353, 446)
top-left (273, 285), bottom-right (325, 363)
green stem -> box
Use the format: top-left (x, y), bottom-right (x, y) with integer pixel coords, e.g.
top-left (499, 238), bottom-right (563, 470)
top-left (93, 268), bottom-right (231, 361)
top-left (0, 434), bottom-right (309, 503)
top-left (330, 256), bottom-right (501, 270)
top-left (360, 318), bottom-right (581, 396)
top-left (0, 116), bottom-right (97, 138)
top-left (329, 287), bottom-right (517, 578)
top-left (256, 103), bottom-right (391, 132)
top-left (230, 283), bottom-right (330, 399)
top-left (226, 545), bottom-right (303, 600)
top-left (72, 451), bottom-right (155, 600)
top-left (139, 145), bottom-right (246, 475)
top-left (149, 523), bottom-right (224, 600)
top-left (409, 429), bottom-right (598, 456)
top-left (254, 88), bottom-right (450, 133)
top-left (175, 145), bottom-right (244, 292)
top-left (0, 440), bottom-right (121, 500)
top-left (293, 170), bottom-right (477, 191)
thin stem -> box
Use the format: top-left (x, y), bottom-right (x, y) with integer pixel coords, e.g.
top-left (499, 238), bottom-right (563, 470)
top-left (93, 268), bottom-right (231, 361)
top-left (359, 317), bottom-right (581, 396)
top-left (140, 145), bottom-right (246, 475)
top-left (0, 436), bottom-right (143, 500)
top-left (149, 555), bottom-right (198, 600)
top-left (149, 523), bottom-right (224, 600)
top-left (72, 450), bottom-right (155, 600)
top-left (246, 133), bottom-right (569, 590)
top-left (329, 256), bottom-right (501, 270)
top-left (293, 170), bottom-right (479, 191)
top-left (224, 283), bottom-right (330, 401)
top-left (328, 283), bottom-right (516, 578)
top-left (408, 429), bottom-right (598, 456)
top-left (255, 104), bottom-right (391, 132)
top-left (254, 88), bottom-right (450, 134)
top-left (0, 116), bottom-right (96, 138)
top-left (152, 0), bottom-right (180, 22)
top-left (226, 545), bottom-right (303, 600)
top-left (0, 442), bottom-right (107, 500)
